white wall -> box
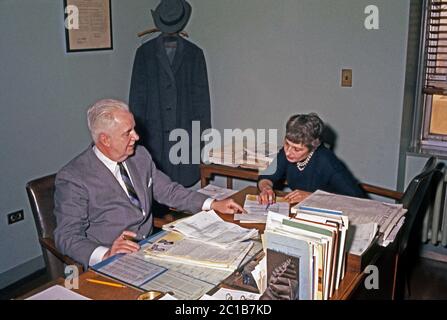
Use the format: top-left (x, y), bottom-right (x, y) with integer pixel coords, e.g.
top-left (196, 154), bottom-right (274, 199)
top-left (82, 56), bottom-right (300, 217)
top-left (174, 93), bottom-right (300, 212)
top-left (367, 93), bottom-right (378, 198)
top-left (187, 0), bottom-right (410, 189)
top-left (0, 0), bottom-right (157, 288)
top-left (0, 0), bottom-right (413, 287)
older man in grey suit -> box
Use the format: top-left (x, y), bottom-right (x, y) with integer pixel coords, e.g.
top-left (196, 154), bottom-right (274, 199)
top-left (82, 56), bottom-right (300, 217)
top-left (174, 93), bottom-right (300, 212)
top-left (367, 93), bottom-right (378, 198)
top-left (54, 99), bottom-right (244, 270)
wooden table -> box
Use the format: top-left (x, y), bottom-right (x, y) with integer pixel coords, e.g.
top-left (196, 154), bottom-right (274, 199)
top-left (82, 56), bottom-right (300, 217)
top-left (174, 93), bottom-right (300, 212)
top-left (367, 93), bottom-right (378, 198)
top-left (22, 186), bottom-right (395, 300)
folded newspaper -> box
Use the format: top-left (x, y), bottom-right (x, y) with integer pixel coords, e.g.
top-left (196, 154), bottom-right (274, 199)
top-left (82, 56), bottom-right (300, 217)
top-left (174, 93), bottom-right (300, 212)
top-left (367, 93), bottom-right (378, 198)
top-left (162, 210), bottom-right (259, 247)
top-left (144, 229), bottom-right (253, 271)
top-left (293, 190), bottom-right (406, 247)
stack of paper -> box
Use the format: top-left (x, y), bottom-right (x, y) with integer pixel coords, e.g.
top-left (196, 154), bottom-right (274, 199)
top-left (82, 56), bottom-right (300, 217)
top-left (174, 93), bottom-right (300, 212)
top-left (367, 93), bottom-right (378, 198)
top-left (292, 190), bottom-right (406, 248)
top-left (234, 194), bottom-right (289, 223)
top-left (208, 143), bottom-right (244, 167)
top-left (261, 211), bottom-right (349, 300)
top-left (242, 142), bottom-right (277, 170)
top-left (144, 231), bottom-right (253, 271)
top-left (197, 184), bottom-right (238, 200)
top-left (144, 211), bottom-right (258, 272)
top-left (162, 210), bottom-right (258, 247)
top-left (26, 285), bottom-right (91, 300)
top-left (207, 140), bottom-right (278, 170)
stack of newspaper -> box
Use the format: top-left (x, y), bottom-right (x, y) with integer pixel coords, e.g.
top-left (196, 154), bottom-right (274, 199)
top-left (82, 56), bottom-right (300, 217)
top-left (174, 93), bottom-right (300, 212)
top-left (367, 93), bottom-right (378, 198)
top-left (292, 190), bottom-right (407, 249)
top-left (207, 141), bottom-right (277, 170)
top-left (144, 211), bottom-right (258, 271)
top-left (262, 211), bottom-right (349, 300)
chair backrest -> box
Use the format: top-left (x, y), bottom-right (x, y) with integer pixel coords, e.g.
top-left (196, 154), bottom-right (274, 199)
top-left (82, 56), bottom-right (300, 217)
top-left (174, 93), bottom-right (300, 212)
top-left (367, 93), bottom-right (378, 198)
top-left (398, 158), bottom-right (442, 255)
top-left (26, 174), bottom-right (57, 240)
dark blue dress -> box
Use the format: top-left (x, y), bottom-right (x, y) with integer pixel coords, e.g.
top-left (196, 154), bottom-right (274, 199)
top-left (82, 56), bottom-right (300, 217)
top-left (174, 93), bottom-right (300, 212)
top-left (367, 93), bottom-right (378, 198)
top-left (258, 145), bottom-right (365, 198)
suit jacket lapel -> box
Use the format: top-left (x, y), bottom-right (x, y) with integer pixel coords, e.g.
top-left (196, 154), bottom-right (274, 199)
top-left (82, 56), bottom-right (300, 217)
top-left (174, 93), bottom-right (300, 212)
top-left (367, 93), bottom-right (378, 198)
top-left (171, 37), bottom-right (185, 75)
top-left (87, 148), bottom-right (129, 199)
top-left (125, 159), bottom-right (148, 214)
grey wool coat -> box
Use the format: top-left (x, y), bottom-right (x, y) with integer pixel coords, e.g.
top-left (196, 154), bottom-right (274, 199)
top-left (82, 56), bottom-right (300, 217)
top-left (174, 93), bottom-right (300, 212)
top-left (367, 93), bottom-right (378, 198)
top-left (129, 34), bottom-right (211, 187)
top-left (54, 145), bottom-right (208, 269)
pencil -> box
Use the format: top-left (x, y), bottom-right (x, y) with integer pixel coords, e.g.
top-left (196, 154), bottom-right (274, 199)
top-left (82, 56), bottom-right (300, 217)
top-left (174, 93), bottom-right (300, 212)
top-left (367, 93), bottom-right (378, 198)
top-left (86, 278), bottom-right (126, 288)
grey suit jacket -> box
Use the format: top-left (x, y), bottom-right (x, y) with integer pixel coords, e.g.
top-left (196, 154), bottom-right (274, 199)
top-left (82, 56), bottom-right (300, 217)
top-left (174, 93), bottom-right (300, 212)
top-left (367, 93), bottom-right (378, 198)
top-left (54, 145), bottom-right (208, 269)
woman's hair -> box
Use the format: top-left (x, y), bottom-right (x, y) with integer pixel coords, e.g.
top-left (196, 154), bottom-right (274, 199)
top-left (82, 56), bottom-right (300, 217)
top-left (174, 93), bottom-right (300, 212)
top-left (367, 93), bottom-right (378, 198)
top-left (285, 113), bottom-right (324, 151)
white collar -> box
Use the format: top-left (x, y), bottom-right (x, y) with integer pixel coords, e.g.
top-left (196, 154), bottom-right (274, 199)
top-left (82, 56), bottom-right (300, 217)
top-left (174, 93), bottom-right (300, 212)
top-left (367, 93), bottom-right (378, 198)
top-left (93, 145), bottom-right (120, 173)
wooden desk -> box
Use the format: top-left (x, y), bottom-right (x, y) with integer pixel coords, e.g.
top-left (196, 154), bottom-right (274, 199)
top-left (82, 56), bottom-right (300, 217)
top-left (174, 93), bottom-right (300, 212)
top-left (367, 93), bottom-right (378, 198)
top-left (200, 163), bottom-right (260, 188)
top-left (23, 186), bottom-right (394, 300)
top-left (144, 186), bottom-right (394, 300)
top-left (21, 269), bottom-right (144, 300)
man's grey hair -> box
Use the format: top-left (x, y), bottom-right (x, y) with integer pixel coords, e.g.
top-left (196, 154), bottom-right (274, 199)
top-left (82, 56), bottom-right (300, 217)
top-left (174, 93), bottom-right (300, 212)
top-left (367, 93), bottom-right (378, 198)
top-left (285, 112), bottom-right (324, 151)
top-left (87, 99), bottom-right (129, 142)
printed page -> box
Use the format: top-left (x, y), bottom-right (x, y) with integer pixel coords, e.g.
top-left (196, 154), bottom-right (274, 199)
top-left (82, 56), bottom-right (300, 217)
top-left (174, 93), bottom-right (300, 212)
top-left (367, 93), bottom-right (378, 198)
top-left (163, 210), bottom-right (258, 247)
top-left (197, 184), bottom-right (238, 200)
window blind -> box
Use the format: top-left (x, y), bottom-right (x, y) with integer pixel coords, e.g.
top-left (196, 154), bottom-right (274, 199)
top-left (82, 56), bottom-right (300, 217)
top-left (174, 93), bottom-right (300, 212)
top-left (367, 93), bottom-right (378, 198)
top-left (425, 0), bottom-right (447, 94)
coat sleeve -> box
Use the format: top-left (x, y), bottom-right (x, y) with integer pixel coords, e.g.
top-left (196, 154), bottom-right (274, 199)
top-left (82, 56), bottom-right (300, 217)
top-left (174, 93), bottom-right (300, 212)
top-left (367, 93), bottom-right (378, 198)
top-left (53, 170), bottom-right (99, 270)
top-left (143, 148), bottom-right (208, 212)
top-left (129, 47), bottom-right (149, 136)
top-left (192, 49), bottom-right (211, 130)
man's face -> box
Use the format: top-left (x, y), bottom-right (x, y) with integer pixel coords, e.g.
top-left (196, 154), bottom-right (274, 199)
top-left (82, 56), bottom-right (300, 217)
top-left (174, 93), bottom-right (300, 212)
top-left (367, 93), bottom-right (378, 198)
top-left (103, 110), bottom-right (139, 162)
top-left (284, 138), bottom-right (310, 163)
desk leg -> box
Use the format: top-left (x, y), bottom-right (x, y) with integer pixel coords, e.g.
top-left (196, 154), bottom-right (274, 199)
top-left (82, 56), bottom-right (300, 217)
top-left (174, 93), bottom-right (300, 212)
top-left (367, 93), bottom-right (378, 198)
top-left (201, 168), bottom-right (210, 188)
top-left (227, 177), bottom-right (233, 189)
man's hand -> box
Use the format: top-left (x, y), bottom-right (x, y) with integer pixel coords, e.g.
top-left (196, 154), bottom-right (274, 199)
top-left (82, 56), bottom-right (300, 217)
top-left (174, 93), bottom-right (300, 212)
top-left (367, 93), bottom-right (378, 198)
top-left (211, 198), bottom-right (246, 214)
top-left (259, 187), bottom-right (276, 205)
top-left (284, 190), bottom-right (310, 204)
top-left (102, 230), bottom-right (140, 261)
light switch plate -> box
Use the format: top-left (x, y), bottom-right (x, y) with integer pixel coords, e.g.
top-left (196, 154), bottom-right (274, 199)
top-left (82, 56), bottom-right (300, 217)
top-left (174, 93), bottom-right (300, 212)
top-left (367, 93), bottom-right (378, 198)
top-left (341, 69), bottom-right (352, 87)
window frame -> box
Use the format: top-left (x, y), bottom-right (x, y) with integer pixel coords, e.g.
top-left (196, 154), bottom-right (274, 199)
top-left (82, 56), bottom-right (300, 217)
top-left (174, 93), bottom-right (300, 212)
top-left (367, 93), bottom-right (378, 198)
top-left (414, 0), bottom-right (447, 150)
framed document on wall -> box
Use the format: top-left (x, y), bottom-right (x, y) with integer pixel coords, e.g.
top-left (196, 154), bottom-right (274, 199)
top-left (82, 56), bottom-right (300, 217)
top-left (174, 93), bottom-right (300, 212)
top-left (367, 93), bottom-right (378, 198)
top-left (64, 0), bottom-right (113, 52)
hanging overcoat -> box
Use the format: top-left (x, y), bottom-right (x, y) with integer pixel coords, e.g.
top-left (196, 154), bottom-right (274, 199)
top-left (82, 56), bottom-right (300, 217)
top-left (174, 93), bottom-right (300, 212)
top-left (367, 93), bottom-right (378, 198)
top-left (129, 34), bottom-right (211, 186)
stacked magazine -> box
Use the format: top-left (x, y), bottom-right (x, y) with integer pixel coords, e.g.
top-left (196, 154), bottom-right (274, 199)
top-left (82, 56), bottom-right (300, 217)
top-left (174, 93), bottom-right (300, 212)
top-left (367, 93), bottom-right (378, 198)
top-left (262, 211), bottom-right (349, 300)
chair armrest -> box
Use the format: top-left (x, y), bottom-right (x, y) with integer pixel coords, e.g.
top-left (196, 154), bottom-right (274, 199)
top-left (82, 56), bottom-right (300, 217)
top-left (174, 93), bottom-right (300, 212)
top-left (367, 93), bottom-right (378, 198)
top-left (40, 237), bottom-right (84, 272)
top-left (360, 183), bottom-right (404, 201)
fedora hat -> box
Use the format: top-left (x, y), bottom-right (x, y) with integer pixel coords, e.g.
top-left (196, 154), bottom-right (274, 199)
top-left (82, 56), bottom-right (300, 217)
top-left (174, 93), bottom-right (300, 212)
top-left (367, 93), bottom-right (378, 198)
top-left (151, 0), bottom-right (192, 33)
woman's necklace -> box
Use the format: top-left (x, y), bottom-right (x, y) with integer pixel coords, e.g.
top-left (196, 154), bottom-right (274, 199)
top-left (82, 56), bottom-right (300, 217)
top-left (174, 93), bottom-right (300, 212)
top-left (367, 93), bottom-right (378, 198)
top-left (296, 150), bottom-right (315, 171)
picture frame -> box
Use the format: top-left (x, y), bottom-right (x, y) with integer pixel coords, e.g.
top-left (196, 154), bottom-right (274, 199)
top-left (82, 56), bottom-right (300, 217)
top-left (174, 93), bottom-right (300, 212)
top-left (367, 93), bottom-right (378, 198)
top-left (64, 0), bottom-right (113, 52)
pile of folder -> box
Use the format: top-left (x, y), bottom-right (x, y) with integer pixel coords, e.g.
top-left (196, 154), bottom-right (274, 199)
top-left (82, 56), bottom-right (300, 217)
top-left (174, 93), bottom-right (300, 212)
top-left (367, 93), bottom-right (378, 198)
top-left (262, 211), bottom-right (349, 300)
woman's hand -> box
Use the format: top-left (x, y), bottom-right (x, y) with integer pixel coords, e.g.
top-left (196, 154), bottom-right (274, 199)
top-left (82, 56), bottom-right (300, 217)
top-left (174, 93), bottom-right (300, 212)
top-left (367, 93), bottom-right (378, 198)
top-left (284, 190), bottom-right (309, 204)
top-left (259, 187), bottom-right (276, 205)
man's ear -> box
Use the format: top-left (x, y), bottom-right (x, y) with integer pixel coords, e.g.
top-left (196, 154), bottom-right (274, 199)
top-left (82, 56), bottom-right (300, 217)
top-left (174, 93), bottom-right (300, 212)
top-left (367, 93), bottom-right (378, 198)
top-left (98, 132), bottom-right (110, 147)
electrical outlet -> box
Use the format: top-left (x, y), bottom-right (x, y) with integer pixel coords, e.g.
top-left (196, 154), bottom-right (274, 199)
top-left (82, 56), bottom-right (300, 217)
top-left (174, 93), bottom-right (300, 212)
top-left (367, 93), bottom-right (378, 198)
top-left (341, 69), bottom-right (353, 87)
top-left (7, 210), bottom-right (24, 225)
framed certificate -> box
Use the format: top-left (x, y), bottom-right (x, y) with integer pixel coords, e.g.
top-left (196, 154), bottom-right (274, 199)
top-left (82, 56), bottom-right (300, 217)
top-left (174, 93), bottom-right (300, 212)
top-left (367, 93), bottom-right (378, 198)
top-left (64, 0), bottom-right (113, 52)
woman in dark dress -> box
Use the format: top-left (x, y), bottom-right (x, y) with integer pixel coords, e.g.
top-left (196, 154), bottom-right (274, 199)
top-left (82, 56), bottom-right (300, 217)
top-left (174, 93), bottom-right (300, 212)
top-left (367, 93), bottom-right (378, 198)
top-left (258, 113), bottom-right (365, 204)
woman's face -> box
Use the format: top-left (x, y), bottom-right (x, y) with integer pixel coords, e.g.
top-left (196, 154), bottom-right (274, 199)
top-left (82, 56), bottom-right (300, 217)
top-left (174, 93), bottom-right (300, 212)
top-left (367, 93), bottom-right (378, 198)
top-left (284, 138), bottom-right (311, 163)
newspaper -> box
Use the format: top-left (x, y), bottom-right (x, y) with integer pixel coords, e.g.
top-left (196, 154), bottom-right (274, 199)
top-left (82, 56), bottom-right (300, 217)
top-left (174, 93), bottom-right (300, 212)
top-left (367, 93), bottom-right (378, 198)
top-left (296, 190), bottom-right (407, 246)
top-left (163, 210), bottom-right (258, 247)
top-left (235, 194), bottom-right (289, 223)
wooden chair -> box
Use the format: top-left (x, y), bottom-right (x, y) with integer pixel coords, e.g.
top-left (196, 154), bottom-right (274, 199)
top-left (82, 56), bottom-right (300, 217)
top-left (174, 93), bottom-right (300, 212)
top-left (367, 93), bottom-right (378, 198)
top-left (360, 156), bottom-right (443, 299)
top-left (26, 174), bottom-right (83, 280)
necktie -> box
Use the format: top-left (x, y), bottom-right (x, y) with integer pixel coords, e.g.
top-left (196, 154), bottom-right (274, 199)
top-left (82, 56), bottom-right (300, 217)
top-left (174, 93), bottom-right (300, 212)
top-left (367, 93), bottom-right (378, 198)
top-left (118, 162), bottom-right (142, 211)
